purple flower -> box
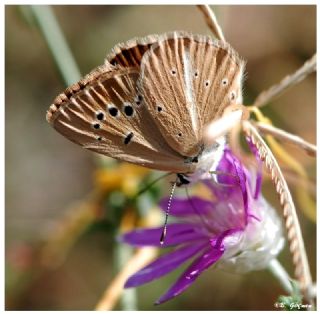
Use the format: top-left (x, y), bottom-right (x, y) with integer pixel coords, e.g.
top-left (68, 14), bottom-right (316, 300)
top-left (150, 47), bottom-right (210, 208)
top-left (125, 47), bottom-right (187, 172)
top-left (120, 147), bottom-right (284, 304)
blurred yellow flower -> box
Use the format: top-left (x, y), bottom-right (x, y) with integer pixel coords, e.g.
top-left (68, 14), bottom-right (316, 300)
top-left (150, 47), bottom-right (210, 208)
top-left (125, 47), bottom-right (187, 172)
top-left (95, 162), bottom-right (150, 197)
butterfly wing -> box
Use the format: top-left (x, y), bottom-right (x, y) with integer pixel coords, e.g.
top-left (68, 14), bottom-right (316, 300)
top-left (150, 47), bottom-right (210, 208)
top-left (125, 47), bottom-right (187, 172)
top-left (138, 31), bottom-right (245, 158)
top-left (106, 34), bottom-right (159, 67)
top-left (47, 67), bottom-right (191, 173)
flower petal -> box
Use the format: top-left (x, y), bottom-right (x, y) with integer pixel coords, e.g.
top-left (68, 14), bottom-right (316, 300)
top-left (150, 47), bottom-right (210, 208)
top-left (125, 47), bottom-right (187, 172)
top-left (211, 227), bottom-right (243, 250)
top-left (159, 197), bottom-right (213, 216)
top-left (125, 243), bottom-right (207, 288)
top-left (232, 155), bottom-right (248, 215)
top-left (253, 166), bottom-right (262, 200)
top-left (155, 247), bottom-right (224, 305)
top-left (204, 149), bottom-right (243, 202)
top-left (120, 223), bottom-right (207, 247)
top-left (246, 137), bottom-right (263, 199)
top-left (217, 149), bottom-right (249, 223)
top-left (215, 149), bottom-right (240, 186)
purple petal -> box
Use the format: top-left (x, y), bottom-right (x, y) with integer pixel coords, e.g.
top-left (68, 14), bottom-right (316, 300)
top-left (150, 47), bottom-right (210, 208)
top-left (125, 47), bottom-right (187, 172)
top-left (216, 149), bottom-right (240, 186)
top-left (211, 228), bottom-right (243, 249)
top-left (221, 149), bottom-right (249, 220)
top-left (203, 149), bottom-right (249, 227)
top-left (159, 197), bottom-right (213, 216)
top-left (254, 168), bottom-right (262, 199)
top-left (232, 156), bottom-right (248, 216)
top-left (155, 247), bottom-right (224, 305)
top-left (119, 223), bottom-right (207, 247)
top-left (246, 137), bottom-right (263, 199)
top-left (203, 149), bottom-right (243, 201)
top-left (125, 243), bottom-right (207, 288)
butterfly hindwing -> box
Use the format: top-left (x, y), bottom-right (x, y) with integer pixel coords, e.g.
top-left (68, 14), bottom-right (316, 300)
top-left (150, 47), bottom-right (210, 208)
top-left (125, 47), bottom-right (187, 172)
top-left (106, 34), bottom-right (159, 68)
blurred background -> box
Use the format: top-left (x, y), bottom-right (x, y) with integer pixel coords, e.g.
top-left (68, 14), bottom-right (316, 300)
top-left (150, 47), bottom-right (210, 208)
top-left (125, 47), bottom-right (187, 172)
top-left (5, 5), bottom-right (316, 310)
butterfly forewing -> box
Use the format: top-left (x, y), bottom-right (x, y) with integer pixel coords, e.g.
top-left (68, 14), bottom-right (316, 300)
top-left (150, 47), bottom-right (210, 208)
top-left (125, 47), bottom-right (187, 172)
top-left (138, 32), bottom-right (244, 158)
top-left (47, 67), bottom-right (191, 173)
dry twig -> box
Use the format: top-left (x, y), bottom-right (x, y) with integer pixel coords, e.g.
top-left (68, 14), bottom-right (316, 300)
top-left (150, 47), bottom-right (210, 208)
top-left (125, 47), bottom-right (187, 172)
top-left (242, 120), bottom-right (313, 302)
top-left (95, 247), bottom-right (157, 310)
top-left (254, 122), bottom-right (316, 157)
top-left (40, 192), bottom-right (100, 268)
top-left (197, 5), bottom-right (226, 41)
top-left (253, 54), bottom-right (316, 108)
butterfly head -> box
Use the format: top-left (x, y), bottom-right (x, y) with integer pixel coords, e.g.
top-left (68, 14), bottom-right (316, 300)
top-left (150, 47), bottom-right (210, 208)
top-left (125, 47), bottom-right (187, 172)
top-left (178, 135), bottom-right (226, 186)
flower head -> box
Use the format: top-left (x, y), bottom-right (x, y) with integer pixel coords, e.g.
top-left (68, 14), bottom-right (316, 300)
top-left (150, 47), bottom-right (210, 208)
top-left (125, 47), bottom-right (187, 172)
top-left (120, 146), bottom-right (284, 304)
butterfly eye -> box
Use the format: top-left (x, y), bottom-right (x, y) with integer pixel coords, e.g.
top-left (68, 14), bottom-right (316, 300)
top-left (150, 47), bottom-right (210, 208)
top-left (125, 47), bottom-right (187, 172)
top-left (230, 91), bottom-right (236, 101)
top-left (97, 136), bottom-right (102, 141)
top-left (194, 71), bottom-right (199, 78)
top-left (157, 106), bottom-right (163, 112)
top-left (191, 156), bottom-right (198, 163)
top-left (96, 112), bottom-right (105, 120)
top-left (222, 78), bottom-right (228, 86)
top-left (170, 68), bottom-right (177, 76)
top-left (204, 80), bottom-right (210, 87)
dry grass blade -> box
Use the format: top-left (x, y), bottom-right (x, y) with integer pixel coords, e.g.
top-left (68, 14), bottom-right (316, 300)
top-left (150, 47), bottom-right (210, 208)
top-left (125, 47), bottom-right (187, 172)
top-left (30, 5), bottom-right (81, 86)
top-left (95, 247), bottom-right (157, 310)
top-left (254, 122), bottom-right (317, 157)
top-left (280, 170), bottom-right (316, 195)
top-left (197, 5), bottom-right (226, 41)
top-left (40, 192), bottom-right (100, 269)
top-left (253, 54), bottom-right (316, 108)
top-left (242, 120), bottom-right (313, 301)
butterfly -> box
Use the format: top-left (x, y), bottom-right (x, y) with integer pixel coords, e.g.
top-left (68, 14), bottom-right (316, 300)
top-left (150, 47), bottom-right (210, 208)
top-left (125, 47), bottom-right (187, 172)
top-left (47, 31), bottom-right (245, 186)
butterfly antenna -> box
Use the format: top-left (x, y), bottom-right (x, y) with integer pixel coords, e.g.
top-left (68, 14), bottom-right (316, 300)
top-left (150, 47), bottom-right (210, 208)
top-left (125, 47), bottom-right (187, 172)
top-left (136, 172), bottom-right (173, 197)
top-left (160, 178), bottom-right (177, 245)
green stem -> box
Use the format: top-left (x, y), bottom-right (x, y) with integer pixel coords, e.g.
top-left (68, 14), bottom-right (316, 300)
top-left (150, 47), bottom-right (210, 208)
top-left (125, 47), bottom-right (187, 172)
top-left (30, 5), bottom-right (81, 86)
top-left (114, 241), bottom-right (138, 310)
top-left (29, 6), bottom-right (138, 310)
top-left (268, 258), bottom-right (293, 294)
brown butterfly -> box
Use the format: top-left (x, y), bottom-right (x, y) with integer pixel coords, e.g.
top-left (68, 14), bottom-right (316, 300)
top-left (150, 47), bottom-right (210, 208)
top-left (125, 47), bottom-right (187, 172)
top-left (47, 31), bottom-right (245, 185)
